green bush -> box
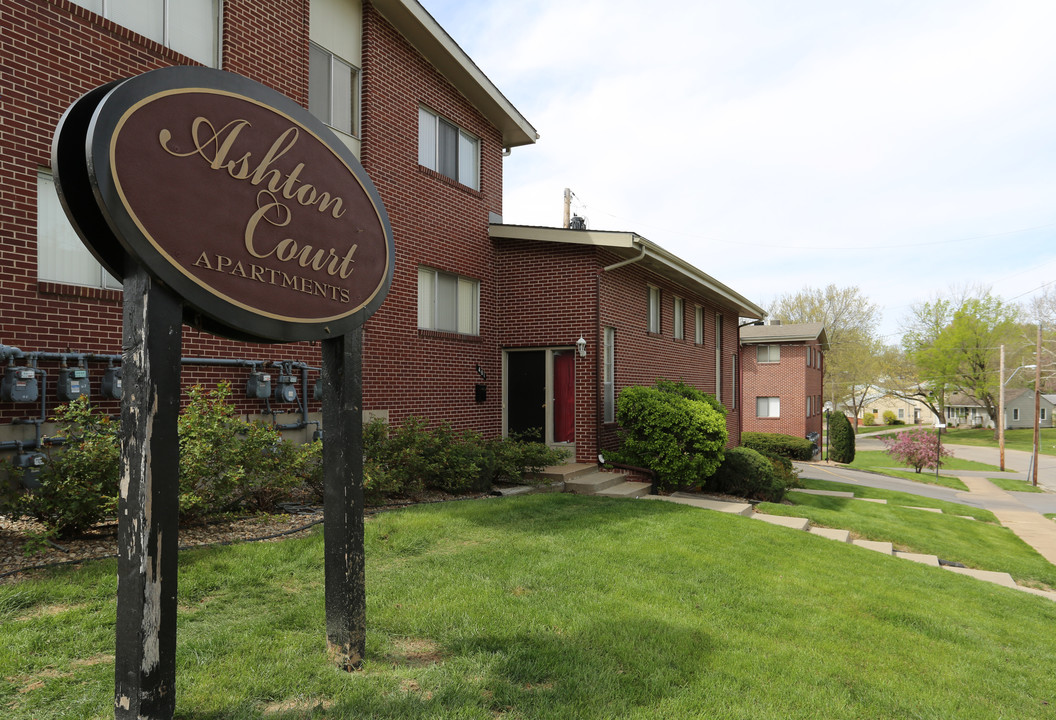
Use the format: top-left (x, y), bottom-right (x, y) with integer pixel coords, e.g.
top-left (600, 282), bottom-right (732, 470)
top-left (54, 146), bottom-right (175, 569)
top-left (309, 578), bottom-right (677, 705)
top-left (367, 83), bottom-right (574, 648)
top-left (15, 396), bottom-right (120, 537)
top-left (613, 380), bottom-right (728, 492)
top-left (862, 413), bottom-right (876, 426)
top-left (178, 383), bottom-right (298, 520)
top-left (828, 411), bottom-right (856, 464)
top-left (760, 450), bottom-right (801, 491)
top-left (704, 446), bottom-right (790, 502)
top-left (741, 432), bottom-right (815, 461)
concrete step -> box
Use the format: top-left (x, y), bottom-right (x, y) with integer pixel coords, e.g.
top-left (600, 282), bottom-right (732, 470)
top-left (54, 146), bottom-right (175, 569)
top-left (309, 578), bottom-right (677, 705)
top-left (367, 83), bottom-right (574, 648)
top-left (893, 551), bottom-right (941, 567)
top-left (596, 481), bottom-right (653, 498)
top-left (857, 498), bottom-right (888, 504)
top-left (531, 463), bottom-right (600, 483)
top-left (942, 565), bottom-right (1018, 589)
top-left (563, 470), bottom-right (627, 495)
top-left (752, 513), bottom-right (810, 531)
top-left (852, 539), bottom-right (893, 554)
top-left (904, 506), bottom-right (943, 514)
top-left (1016, 586), bottom-right (1056, 601)
top-left (644, 494), bottom-right (754, 517)
top-left (794, 489), bottom-right (855, 498)
top-left (809, 527), bottom-right (851, 542)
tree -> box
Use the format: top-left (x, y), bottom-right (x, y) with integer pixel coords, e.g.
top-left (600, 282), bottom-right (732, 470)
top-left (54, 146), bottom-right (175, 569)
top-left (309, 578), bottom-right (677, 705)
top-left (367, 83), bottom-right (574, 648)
top-left (768, 285), bottom-right (882, 418)
top-left (881, 428), bottom-right (951, 473)
top-left (828, 410), bottom-right (855, 464)
top-left (901, 289), bottom-right (1022, 437)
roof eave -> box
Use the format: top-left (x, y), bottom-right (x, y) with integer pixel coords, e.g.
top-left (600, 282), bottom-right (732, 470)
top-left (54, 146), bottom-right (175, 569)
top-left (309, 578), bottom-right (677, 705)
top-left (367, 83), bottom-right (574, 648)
top-left (371, 0), bottom-right (539, 149)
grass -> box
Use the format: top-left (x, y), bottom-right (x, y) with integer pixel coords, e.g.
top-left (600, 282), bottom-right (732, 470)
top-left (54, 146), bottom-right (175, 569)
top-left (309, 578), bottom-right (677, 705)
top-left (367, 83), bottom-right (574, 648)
top-left (840, 451), bottom-right (969, 490)
top-left (758, 477), bottom-right (1056, 588)
top-left (943, 427), bottom-right (1056, 455)
top-left (987, 476), bottom-right (1046, 493)
top-left (3, 494), bottom-right (1056, 718)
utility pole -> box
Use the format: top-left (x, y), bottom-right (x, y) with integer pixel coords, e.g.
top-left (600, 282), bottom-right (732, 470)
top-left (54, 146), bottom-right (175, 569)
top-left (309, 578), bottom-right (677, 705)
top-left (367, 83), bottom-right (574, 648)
top-left (563, 187), bottom-right (571, 228)
top-left (1034, 324), bottom-right (1042, 487)
top-left (999, 344), bottom-right (1005, 471)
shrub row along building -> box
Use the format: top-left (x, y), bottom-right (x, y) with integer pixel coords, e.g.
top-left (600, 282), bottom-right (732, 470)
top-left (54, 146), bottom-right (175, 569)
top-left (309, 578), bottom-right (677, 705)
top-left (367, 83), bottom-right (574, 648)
top-left (1, 0), bottom-right (826, 468)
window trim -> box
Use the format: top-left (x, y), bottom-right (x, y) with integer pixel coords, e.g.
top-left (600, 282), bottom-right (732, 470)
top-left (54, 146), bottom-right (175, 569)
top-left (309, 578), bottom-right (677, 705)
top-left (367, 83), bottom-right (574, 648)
top-left (309, 41), bottom-right (360, 138)
top-left (756, 396), bottom-right (780, 418)
top-left (756, 344), bottom-right (780, 363)
top-left (694, 306), bottom-right (704, 345)
top-left (603, 327), bottom-right (616, 424)
top-left (417, 266), bottom-right (480, 336)
top-left (647, 286), bottom-right (661, 334)
top-left (69, 0), bottom-right (222, 67)
top-left (418, 105), bottom-right (480, 190)
top-left (673, 298), bottom-right (684, 340)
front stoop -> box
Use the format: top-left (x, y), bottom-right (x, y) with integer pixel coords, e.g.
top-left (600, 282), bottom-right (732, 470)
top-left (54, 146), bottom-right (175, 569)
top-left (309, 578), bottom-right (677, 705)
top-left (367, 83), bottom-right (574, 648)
top-left (597, 481), bottom-right (653, 498)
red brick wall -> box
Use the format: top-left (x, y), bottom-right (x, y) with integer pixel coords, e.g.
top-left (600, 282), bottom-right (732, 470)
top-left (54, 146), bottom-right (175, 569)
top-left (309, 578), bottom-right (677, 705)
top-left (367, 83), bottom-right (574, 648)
top-left (740, 339), bottom-right (825, 439)
top-left (0, 0), bottom-right (319, 429)
top-left (597, 250), bottom-right (742, 452)
top-left (358, 2), bottom-right (505, 434)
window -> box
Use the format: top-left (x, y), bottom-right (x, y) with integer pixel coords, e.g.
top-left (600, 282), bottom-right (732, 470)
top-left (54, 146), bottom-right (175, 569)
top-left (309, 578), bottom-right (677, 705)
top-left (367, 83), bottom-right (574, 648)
top-left (417, 267), bottom-right (479, 335)
top-left (807, 395), bottom-right (812, 417)
top-left (70, 0), bottom-right (220, 66)
top-left (731, 354), bottom-right (738, 409)
top-left (647, 287), bottom-right (661, 333)
top-left (418, 107), bottom-right (480, 190)
top-left (37, 170), bottom-right (122, 290)
top-left (898, 409), bottom-right (905, 419)
top-left (807, 347), bottom-right (812, 366)
top-left (1013, 408), bottom-right (1020, 421)
top-left (757, 344), bottom-right (780, 363)
top-left (715, 313), bottom-right (723, 400)
top-left (694, 306), bottom-right (704, 344)
top-left (1043, 408), bottom-right (1048, 421)
top-left (756, 397), bottom-right (780, 418)
top-left (309, 42), bottom-right (359, 137)
top-left (673, 298), bottom-right (684, 340)
top-left (603, 327), bottom-right (616, 423)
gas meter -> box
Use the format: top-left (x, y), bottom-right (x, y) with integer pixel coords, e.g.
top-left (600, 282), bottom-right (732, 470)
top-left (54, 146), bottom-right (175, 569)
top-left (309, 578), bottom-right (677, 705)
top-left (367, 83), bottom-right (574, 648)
top-left (274, 374), bottom-right (298, 403)
top-left (246, 371), bottom-right (271, 399)
top-left (1, 367), bottom-right (38, 402)
top-left (13, 452), bottom-right (45, 489)
top-left (101, 366), bottom-right (122, 399)
top-left (57, 367), bottom-right (90, 402)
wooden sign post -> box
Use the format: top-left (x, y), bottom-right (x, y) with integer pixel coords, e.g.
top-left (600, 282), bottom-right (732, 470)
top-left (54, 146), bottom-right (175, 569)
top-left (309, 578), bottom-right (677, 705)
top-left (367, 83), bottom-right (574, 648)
top-left (53, 67), bottom-right (394, 718)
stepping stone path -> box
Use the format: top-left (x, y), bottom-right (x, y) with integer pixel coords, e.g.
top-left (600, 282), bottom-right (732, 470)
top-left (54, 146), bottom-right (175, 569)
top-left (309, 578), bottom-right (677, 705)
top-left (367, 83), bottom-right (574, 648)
top-left (643, 487), bottom-right (1056, 602)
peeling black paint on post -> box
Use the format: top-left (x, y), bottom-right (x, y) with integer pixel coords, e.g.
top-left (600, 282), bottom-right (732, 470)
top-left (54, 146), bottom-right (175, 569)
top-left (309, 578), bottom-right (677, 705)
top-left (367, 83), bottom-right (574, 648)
top-left (115, 264), bottom-right (182, 718)
top-left (322, 328), bottom-right (366, 670)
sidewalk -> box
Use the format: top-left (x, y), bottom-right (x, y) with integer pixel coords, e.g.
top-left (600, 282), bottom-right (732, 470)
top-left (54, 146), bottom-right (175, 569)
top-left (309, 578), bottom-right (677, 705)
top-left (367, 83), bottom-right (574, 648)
top-left (957, 476), bottom-right (1056, 566)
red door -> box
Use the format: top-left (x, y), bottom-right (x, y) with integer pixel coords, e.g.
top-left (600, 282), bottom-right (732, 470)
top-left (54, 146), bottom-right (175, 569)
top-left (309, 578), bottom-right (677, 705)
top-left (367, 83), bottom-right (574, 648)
top-left (553, 351), bottom-right (575, 443)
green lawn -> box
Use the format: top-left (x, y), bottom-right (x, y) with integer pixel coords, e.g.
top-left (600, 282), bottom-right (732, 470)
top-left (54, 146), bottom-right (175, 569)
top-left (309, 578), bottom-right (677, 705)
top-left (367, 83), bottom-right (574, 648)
top-left (4, 494), bottom-right (1056, 719)
top-left (944, 427), bottom-right (1056, 455)
top-left (838, 451), bottom-right (969, 490)
top-left (987, 476), bottom-right (1046, 493)
top-left (758, 478), bottom-right (1056, 588)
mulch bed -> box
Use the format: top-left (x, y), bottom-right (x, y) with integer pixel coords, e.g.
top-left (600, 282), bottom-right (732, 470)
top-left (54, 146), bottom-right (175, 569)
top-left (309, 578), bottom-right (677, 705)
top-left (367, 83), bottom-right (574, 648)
top-left (0, 491), bottom-right (493, 585)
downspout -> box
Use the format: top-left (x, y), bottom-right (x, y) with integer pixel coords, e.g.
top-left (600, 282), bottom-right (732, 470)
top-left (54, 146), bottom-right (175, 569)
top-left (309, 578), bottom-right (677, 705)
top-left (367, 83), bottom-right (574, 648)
top-left (594, 268), bottom-right (601, 465)
top-left (601, 241), bottom-right (647, 272)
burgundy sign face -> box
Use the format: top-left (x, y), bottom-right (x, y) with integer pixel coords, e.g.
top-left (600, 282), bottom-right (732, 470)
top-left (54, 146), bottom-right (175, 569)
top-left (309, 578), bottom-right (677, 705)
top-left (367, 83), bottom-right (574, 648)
top-left (55, 67), bottom-right (393, 342)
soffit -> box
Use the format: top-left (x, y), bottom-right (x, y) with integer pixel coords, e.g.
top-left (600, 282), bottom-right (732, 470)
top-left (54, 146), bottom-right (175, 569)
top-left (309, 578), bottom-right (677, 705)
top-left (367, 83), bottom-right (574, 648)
top-left (490, 223), bottom-right (766, 319)
top-left (371, 0), bottom-right (538, 149)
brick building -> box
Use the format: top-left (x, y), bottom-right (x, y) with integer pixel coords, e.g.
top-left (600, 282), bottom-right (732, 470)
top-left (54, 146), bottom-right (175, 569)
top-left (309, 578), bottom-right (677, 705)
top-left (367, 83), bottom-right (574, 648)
top-left (1, 0), bottom-right (764, 465)
top-left (739, 322), bottom-right (827, 440)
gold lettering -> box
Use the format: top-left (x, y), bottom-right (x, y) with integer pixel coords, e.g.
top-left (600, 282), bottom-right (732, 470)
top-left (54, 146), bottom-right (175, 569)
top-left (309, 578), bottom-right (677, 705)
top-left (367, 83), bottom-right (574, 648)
top-left (193, 252), bottom-right (212, 270)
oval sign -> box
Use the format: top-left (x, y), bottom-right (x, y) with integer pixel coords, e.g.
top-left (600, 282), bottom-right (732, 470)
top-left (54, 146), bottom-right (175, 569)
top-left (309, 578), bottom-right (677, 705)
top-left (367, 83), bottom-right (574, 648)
top-left (71, 66), bottom-right (393, 342)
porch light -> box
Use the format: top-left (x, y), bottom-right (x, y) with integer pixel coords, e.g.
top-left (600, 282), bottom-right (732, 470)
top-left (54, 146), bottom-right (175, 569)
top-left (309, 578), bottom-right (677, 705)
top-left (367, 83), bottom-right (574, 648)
top-left (576, 337), bottom-right (587, 357)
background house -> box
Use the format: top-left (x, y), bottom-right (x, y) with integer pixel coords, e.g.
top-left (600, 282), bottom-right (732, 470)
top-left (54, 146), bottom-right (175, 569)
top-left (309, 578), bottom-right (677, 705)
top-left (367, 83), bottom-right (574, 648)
top-left (739, 322), bottom-right (827, 440)
top-left (1003, 388), bottom-right (1055, 430)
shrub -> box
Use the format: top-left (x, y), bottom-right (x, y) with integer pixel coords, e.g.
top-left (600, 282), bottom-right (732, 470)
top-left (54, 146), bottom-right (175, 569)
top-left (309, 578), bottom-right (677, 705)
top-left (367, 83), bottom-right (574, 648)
top-left (760, 450), bottom-right (801, 491)
top-left (704, 446), bottom-right (790, 502)
top-left (880, 428), bottom-right (951, 473)
top-left (15, 396), bottom-right (120, 537)
top-left (741, 432), bottom-right (815, 461)
top-left (483, 436), bottom-right (569, 485)
top-left (177, 383), bottom-right (297, 519)
top-left (612, 381), bottom-right (728, 492)
top-left (862, 413), bottom-right (876, 426)
top-left (828, 411), bottom-right (856, 464)
top-left (882, 410), bottom-right (897, 425)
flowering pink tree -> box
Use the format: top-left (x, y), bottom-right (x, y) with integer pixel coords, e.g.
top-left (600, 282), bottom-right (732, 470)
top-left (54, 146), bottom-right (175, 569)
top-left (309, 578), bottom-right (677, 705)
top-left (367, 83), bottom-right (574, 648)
top-left (880, 428), bottom-right (952, 473)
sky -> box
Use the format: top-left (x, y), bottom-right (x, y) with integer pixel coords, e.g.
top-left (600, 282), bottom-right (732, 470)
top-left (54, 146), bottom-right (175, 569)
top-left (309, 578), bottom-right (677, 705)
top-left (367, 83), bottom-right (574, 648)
top-left (421, 0), bottom-right (1056, 344)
